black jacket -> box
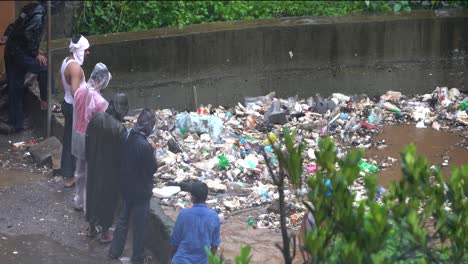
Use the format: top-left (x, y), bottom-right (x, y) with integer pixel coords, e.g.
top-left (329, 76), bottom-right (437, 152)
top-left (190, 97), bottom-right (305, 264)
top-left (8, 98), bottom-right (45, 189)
top-left (120, 129), bottom-right (158, 203)
top-left (4, 2), bottom-right (46, 57)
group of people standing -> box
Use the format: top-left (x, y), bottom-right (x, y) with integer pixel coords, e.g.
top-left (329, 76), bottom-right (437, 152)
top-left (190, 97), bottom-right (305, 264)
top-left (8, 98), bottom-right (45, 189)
top-left (3, 2), bottom-right (222, 263)
top-left (58, 33), bottom-right (158, 263)
top-left (60, 35), bottom-right (221, 264)
top-left (61, 36), bottom-right (222, 264)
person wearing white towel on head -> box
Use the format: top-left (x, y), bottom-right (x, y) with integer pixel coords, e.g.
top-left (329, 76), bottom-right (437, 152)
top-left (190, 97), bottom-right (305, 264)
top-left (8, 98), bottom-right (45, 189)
top-left (60, 34), bottom-right (90, 188)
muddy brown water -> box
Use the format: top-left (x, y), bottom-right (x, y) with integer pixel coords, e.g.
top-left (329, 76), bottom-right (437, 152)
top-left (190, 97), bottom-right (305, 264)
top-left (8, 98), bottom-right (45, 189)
top-left (164, 206), bottom-right (303, 264)
top-left (365, 125), bottom-right (467, 186)
top-left (163, 125), bottom-right (467, 263)
top-left (0, 168), bottom-right (38, 188)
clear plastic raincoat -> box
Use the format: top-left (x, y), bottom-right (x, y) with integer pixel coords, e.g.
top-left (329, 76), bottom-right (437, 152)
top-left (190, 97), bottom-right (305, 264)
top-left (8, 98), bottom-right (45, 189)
top-left (71, 63), bottom-right (111, 159)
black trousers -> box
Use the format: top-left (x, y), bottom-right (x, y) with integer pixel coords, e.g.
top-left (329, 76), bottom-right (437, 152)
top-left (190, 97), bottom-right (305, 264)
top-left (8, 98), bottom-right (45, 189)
top-left (5, 52), bottom-right (47, 129)
top-left (60, 100), bottom-right (76, 178)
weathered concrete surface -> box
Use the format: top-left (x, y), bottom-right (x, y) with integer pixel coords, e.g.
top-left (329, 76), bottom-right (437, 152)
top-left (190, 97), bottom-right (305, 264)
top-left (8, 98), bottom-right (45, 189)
top-left (28, 136), bottom-right (62, 170)
top-left (145, 200), bottom-right (174, 264)
top-left (49, 10), bottom-right (468, 111)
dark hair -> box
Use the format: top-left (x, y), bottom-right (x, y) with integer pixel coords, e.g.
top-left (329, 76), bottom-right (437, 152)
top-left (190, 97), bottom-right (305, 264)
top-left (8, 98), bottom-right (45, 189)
top-left (135, 108), bottom-right (156, 136)
top-left (190, 182), bottom-right (208, 203)
top-left (106, 93), bottom-right (129, 122)
top-left (71, 34), bottom-right (83, 44)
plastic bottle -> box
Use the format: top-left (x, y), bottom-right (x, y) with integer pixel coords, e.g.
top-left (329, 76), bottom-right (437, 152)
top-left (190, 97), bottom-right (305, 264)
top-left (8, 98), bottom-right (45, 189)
top-left (344, 115), bottom-right (356, 131)
top-left (332, 93), bottom-right (351, 102)
top-left (245, 115), bottom-right (256, 131)
top-left (383, 102), bottom-right (400, 112)
top-left (460, 101), bottom-right (468, 111)
top-left (247, 217), bottom-right (255, 227)
top-left (368, 109), bottom-right (376, 125)
top-left (218, 155), bottom-right (229, 170)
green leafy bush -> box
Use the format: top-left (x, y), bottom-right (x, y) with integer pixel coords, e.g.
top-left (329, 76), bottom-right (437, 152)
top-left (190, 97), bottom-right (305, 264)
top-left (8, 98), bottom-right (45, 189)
top-left (214, 133), bottom-right (466, 264)
top-left (78, 1), bottom-right (468, 35)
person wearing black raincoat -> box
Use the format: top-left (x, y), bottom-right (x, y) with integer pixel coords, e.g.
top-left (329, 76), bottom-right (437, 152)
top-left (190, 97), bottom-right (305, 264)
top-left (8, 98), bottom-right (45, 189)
top-left (85, 93), bottom-right (129, 243)
top-left (109, 109), bottom-right (157, 263)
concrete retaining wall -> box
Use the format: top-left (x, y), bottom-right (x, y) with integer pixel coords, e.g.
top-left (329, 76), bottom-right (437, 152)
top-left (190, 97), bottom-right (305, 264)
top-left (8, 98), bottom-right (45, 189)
top-left (50, 9), bottom-right (468, 111)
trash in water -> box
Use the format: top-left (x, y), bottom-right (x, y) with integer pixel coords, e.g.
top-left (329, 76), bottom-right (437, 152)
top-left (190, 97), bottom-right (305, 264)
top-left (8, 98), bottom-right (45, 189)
top-left (358, 161), bottom-right (379, 174)
top-left (139, 87), bottom-right (466, 231)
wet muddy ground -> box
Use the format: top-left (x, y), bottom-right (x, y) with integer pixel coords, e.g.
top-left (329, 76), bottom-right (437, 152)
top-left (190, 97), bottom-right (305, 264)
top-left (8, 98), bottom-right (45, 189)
top-left (0, 130), bottom-right (155, 264)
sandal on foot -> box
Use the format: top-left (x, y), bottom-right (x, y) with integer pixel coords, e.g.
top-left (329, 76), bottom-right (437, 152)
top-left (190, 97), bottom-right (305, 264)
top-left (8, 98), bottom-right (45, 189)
top-left (99, 236), bottom-right (113, 244)
top-left (64, 178), bottom-right (77, 188)
top-left (86, 227), bottom-right (98, 238)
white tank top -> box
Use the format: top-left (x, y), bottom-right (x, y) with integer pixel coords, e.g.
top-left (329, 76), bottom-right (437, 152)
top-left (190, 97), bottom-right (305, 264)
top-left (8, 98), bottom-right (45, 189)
top-left (60, 57), bottom-right (86, 104)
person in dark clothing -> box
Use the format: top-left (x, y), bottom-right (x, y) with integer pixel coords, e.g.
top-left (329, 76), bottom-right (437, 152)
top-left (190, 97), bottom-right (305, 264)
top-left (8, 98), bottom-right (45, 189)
top-left (85, 93), bottom-right (129, 243)
top-left (1, 1), bottom-right (47, 131)
top-left (109, 109), bottom-right (157, 263)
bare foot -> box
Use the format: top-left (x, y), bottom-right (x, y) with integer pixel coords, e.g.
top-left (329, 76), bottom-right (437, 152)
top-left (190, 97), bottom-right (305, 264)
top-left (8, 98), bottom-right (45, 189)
top-left (100, 230), bottom-right (113, 244)
top-left (64, 177), bottom-right (77, 188)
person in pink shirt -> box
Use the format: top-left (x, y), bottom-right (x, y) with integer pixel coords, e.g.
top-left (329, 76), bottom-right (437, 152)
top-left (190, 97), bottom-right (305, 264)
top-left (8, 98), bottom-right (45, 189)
top-left (71, 62), bottom-right (111, 212)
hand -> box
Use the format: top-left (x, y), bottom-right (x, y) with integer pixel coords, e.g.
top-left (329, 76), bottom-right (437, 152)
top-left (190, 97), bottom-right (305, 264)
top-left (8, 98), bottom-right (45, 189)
top-left (151, 142), bottom-right (157, 150)
top-left (36, 53), bottom-right (47, 66)
top-left (0, 36), bottom-right (7, 46)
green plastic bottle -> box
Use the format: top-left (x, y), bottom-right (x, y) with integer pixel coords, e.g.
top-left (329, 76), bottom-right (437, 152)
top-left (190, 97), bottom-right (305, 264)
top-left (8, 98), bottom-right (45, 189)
top-left (218, 155), bottom-right (229, 170)
top-left (358, 161), bottom-right (379, 174)
top-left (247, 217), bottom-right (255, 227)
top-left (460, 101), bottom-right (468, 111)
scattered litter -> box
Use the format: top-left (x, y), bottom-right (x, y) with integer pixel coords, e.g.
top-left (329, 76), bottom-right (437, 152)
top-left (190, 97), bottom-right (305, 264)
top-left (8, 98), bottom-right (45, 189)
top-left (123, 86), bottom-right (468, 230)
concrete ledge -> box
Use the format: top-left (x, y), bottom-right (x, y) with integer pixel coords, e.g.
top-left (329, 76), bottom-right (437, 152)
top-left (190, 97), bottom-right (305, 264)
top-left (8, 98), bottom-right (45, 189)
top-left (48, 10), bottom-right (468, 111)
top-left (24, 89), bottom-right (64, 141)
top-left (146, 199), bottom-right (175, 264)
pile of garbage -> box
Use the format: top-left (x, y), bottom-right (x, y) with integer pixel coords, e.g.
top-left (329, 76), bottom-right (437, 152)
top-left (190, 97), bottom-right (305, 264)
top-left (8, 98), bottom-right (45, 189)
top-left (124, 87), bottom-right (467, 230)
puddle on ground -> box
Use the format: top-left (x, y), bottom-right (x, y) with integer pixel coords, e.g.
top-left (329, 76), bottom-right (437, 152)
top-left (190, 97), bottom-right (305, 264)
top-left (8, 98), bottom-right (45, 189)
top-left (0, 233), bottom-right (114, 264)
top-left (365, 125), bottom-right (468, 186)
top-left (0, 168), bottom-right (39, 188)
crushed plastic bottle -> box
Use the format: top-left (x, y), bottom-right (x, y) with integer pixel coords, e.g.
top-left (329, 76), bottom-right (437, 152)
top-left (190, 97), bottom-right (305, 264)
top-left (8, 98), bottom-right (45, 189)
top-left (358, 161), bottom-right (379, 174)
top-left (218, 155), bottom-right (229, 170)
top-left (383, 102), bottom-right (400, 112)
top-left (245, 115), bottom-right (256, 131)
top-left (247, 217), bottom-right (255, 228)
top-left (460, 101), bottom-right (468, 111)
top-left (368, 109), bottom-right (376, 125)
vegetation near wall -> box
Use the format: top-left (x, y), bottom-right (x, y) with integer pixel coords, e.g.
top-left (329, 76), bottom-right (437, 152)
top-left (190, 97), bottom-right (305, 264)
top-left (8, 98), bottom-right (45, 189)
top-left (78, 1), bottom-right (468, 35)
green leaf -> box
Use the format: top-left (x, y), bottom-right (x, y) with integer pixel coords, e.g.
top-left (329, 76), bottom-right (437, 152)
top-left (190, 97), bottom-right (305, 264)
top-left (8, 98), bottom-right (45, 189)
top-left (393, 3), bottom-right (402, 12)
top-left (234, 245), bottom-right (252, 264)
